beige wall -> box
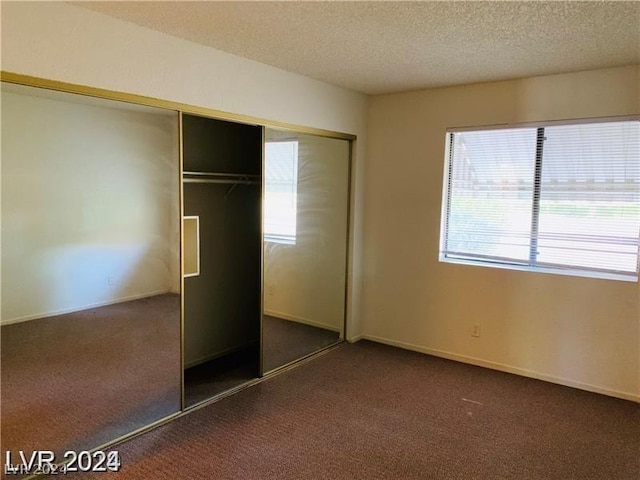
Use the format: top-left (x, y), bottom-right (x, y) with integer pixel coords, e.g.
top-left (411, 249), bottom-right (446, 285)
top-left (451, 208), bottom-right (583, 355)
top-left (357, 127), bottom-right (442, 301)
top-left (264, 132), bottom-right (350, 333)
top-left (363, 65), bottom-right (640, 401)
top-left (0, 1), bottom-right (368, 339)
top-left (1, 87), bottom-right (179, 324)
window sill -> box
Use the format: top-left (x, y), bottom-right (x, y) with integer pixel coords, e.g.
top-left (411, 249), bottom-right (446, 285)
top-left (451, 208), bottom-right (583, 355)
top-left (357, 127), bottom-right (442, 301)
top-left (439, 255), bottom-right (637, 283)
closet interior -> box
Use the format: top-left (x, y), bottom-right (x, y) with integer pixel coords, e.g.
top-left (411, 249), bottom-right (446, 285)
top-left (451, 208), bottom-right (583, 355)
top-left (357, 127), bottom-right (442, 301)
top-left (182, 114), bottom-right (263, 407)
top-left (0, 77), bottom-right (353, 469)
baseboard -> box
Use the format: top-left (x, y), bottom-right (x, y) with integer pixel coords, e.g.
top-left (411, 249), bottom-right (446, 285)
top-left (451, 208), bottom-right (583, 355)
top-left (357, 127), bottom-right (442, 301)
top-left (1, 290), bottom-right (174, 326)
top-left (362, 334), bottom-right (640, 403)
top-left (264, 309), bottom-right (341, 333)
top-left (347, 334), bottom-right (364, 343)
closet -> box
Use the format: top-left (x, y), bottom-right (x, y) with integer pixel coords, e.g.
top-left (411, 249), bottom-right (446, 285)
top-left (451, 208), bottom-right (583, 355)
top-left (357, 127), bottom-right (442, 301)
top-left (181, 114), bottom-right (263, 407)
top-left (1, 74), bottom-right (353, 467)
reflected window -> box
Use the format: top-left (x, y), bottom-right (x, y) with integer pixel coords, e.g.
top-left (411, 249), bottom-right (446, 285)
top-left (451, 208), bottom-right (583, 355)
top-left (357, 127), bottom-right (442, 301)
top-left (265, 141), bottom-right (298, 244)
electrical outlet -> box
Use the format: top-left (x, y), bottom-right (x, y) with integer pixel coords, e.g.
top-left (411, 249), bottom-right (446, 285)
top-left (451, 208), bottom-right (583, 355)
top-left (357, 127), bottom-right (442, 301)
top-left (472, 324), bottom-right (480, 338)
top-left (107, 275), bottom-right (115, 286)
top-left (267, 285), bottom-right (275, 296)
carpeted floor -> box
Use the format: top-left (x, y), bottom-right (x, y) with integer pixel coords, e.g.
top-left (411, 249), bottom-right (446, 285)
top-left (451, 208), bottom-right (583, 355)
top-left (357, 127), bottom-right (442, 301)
top-left (1, 294), bottom-right (181, 470)
top-left (59, 340), bottom-right (639, 480)
top-left (262, 315), bottom-right (340, 372)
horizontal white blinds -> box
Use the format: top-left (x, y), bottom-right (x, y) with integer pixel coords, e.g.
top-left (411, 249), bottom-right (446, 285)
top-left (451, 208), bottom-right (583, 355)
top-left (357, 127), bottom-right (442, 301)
top-left (442, 120), bottom-right (640, 278)
top-left (445, 128), bottom-right (537, 263)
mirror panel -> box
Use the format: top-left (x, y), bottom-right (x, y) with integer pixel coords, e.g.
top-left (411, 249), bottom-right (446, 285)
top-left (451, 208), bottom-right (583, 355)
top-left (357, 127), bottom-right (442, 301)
top-left (262, 128), bottom-right (350, 373)
top-left (1, 83), bottom-right (181, 462)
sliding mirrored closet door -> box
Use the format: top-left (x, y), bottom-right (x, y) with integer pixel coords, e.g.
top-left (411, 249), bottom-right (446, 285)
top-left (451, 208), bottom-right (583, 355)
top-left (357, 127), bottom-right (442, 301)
top-left (1, 83), bottom-right (182, 462)
top-left (262, 128), bottom-right (350, 373)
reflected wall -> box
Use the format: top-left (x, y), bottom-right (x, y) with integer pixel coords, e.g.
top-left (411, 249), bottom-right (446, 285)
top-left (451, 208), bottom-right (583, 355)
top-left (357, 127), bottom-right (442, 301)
top-left (262, 128), bottom-right (350, 373)
top-left (1, 83), bottom-right (181, 461)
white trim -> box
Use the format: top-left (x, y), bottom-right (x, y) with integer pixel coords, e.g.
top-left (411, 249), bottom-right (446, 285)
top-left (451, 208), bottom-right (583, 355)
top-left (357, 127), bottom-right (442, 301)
top-left (440, 255), bottom-right (638, 283)
top-left (361, 334), bottom-right (640, 403)
top-left (264, 309), bottom-right (341, 333)
top-left (347, 334), bottom-right (364, 343)
top-left (1, 289), bottom-right (174, 326)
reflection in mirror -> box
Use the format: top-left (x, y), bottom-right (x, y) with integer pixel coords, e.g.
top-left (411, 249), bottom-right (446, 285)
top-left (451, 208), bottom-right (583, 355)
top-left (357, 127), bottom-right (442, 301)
top-left (0, 83), bottom-right (181, 465)
top-left (262, 128), bottom-right (350, 373)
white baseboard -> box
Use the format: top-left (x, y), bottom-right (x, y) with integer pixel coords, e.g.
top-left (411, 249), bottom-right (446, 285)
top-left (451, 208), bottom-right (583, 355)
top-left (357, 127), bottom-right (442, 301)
top-left (264, 309), bottom-right (341, 333)
top-left (347, 334), bottom-right (364, 343)
top-left (361, 334), bottom-right (639, 403)
top-left (1, 290), bottom-right (174, 326)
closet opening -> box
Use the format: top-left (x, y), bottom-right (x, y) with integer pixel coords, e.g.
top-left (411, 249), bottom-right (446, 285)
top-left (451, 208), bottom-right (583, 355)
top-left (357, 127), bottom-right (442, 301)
top-left (181, 113), bottom-right (262, 408)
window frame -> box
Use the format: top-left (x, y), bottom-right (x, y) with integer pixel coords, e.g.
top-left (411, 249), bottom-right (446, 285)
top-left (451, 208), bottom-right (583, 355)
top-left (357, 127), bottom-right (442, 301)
top-left (439, 116), bottom-right (640, 283)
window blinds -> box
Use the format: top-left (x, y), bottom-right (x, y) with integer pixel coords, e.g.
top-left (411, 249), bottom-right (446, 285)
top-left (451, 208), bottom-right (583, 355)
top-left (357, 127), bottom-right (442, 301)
top-left (441, 120), bottom-right (640, 279)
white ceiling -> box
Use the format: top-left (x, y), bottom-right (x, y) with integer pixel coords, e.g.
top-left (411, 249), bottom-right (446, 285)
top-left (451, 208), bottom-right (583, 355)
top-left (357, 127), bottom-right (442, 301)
top-left (76, 1), bottom-right (640, 95)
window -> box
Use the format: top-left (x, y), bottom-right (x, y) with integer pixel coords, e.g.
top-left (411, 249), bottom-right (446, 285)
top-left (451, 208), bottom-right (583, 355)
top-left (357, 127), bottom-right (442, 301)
top-left (265, 141), bottom-right (298, 244)
top-left (440, 120), bottom-right (640, 281)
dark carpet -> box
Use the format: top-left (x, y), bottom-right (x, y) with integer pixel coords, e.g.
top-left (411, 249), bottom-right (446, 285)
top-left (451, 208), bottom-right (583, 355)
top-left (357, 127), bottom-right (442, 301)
top-left (1, 294), bottom-right (181, 470)
top-left (262, 315), bottom-right (340, 372)
top-left (60, 341), bottom-right (639, 480)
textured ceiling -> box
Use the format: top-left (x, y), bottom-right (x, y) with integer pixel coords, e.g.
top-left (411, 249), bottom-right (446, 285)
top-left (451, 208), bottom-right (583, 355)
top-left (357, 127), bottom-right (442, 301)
top-left (75, 1), bottom-right (640, 95)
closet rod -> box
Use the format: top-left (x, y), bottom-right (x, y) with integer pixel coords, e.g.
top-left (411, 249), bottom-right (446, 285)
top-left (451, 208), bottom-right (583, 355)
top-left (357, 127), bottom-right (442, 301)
top-left (182, 171), bottom-right (260, 179)
top-left (183, 178), bottom-right (260, 185)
